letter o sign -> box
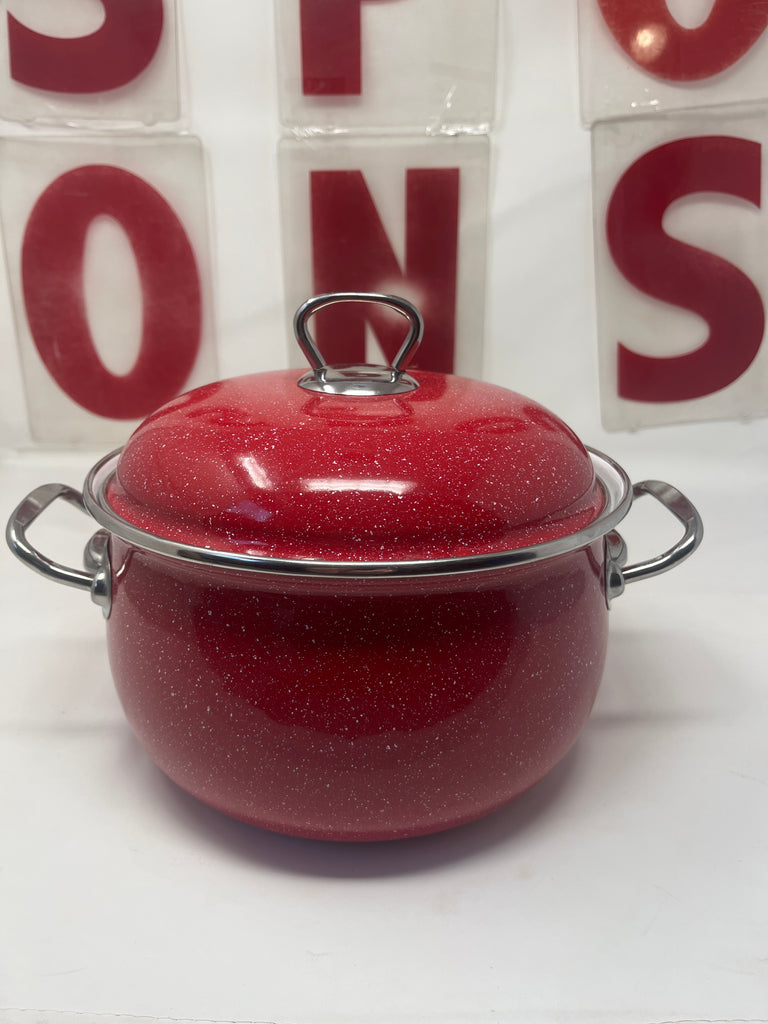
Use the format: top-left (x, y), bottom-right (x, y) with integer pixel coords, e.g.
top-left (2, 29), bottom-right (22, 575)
top-left (596, 0), bottom-right (768, 82)
top-left (22, 164), bottom-right (202, 420)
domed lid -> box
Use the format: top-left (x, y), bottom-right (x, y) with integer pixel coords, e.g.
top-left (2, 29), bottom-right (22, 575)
top-left (100, 294), bottom-right (606, 568)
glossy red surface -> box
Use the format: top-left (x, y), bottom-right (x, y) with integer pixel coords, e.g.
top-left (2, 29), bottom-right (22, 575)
top-left (101, 365), bottom-right (613, 839)
top-left (107, 537), bottom-right (608, 841)
top-left (108, 370), bottom-right (604, 563)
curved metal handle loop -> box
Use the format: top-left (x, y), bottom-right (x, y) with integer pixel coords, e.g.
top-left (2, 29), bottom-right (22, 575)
top-left (606, 480), bottom-right (703, 605)
top-left (6, 483), bottom-right (111, 616)
top-left (294, 292), bottom-right (424, 375)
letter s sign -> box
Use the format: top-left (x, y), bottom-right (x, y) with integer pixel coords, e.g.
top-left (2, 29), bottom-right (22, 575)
top-left (8, 0), bottom-right (164, 93)
top-left (607, 136), bottom-right (764, 403)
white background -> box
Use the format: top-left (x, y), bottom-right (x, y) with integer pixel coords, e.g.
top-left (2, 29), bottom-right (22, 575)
top-left (1, 2), bottom-right (767, 1023)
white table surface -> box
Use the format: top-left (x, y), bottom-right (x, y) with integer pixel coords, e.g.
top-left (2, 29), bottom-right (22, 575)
top-left (2, 3), bottom-right (768, 1023)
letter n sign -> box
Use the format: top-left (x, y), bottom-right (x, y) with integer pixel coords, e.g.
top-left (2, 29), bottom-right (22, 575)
top-left (279, 135), bottom-right (490, 377)
top-left (592, 109), bottom-right (768, 429)
top-left (0, 0), bottom-right (180, 124)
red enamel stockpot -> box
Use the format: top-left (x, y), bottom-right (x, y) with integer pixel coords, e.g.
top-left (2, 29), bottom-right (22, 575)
top-left (7, 293), bottom-right (703, 841)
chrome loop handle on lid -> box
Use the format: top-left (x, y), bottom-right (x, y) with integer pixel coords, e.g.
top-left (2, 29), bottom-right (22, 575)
top-left (294, 292), bottom-right (424, 396)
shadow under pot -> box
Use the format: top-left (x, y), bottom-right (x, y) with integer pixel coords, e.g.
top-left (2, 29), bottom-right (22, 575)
top-left (6, 292), bottom-right (703, 841)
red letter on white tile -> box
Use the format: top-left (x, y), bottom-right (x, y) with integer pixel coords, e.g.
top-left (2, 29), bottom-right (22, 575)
top-left (300, 0), bottom-right (402, 95)
top-left (607, 136), bottom-right (764, 401)
top-left (310, 167), bottom-right (459, 372)
top-left (8, 0), bottom-right (164, 92)
top-left (596, 0), bottom-right (768, 81)
top-left (22, 164), bottom-right (201, 418)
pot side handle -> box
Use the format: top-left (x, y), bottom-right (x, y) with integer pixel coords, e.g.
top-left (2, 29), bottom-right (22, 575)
top-left (6, 483), bottom-right (111, 617)
top-left (606, 480), bottom-right (703, 606)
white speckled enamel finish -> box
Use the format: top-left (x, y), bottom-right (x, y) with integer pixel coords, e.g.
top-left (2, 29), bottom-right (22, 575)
top-left (100, 366), bottom-right (610, 839)
top-left (106, 536), bottom-right (608, 840)
top-left (108, 369), bottom-right (604, 562)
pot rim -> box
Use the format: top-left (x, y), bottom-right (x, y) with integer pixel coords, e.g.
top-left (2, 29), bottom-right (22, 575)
top-left (82, 447), bottom-right (633, 580)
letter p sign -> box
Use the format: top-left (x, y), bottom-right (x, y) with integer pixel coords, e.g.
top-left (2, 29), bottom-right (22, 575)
top-left (300, 0), bottom-right (402, 96)
top-left (276, 0), bottom-right (499, 130)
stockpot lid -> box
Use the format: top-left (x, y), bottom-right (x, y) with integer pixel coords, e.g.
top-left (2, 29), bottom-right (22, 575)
top-left (87, 294), bottom-right (631, 577)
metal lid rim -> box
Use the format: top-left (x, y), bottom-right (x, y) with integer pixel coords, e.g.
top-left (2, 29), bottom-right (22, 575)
top-left (82, 448), bottom-right (633, 579)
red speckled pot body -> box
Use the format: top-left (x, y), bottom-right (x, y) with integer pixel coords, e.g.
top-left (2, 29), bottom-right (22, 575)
top-left (107, 536), bottom-right (608, 841)
top-left (7, 301), bottom-right (702, 841)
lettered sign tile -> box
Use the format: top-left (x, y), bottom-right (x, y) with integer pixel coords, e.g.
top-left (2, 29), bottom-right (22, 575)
top-left (0, 134), bottom-right (216, 445)
top-left (579, 0), bottom-right (768, 125)
top-left (0, 0), bottom-right (180, 125)
top-left (279, 134), bottom-right (490, 378)
top-left (593, 106), bottom-right (768, 430)
top-left (275, 0), bottom-right (499, 132)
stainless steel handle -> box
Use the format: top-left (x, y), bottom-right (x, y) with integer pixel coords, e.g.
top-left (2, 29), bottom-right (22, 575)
top-left (6, 483), bottom-right (112, 617)
top-left (606, 480), bottom-right (703, 606)
top-left (294, 292), bottom-right (424, 396)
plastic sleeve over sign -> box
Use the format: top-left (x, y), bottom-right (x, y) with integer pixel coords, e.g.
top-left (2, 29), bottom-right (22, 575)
top-left (21, 164), bottom-right (202, 420)
top-left (0, 0), bottom-right (180, 125)
top-left (8, 0), bottom-right (164, 93)
top-left (276, 0), bottom-right (499, 132)
top-left (595, 0), bottom-right (768, 82)
top-left (592, 109), bottom-right (768, 430)
top-left (310, 167), bottom-right (460, 373)
top-left (606, 135), bottom-right (764, 404)
top-left (0, 135), bottom-right (217, 446)
top-left (578, 0), bottom-right (768, 123)
top-left (279, 134), bottom-right (491, 380)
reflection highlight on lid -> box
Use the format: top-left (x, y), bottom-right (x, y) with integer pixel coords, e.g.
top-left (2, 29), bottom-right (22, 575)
top-left (304, 478), bottom-right (415, 495)
top-left (239, 457), bottom-right (274, 491)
